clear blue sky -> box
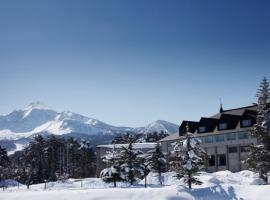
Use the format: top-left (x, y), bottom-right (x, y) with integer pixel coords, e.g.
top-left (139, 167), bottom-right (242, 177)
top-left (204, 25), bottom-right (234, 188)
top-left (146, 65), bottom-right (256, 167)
top-left (0, 0), bottom-right (269, 127)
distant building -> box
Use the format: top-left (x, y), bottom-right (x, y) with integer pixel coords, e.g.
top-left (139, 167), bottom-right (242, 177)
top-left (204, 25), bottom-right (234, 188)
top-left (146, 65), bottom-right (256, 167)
top-left (159, 105), bottom-right (258, 172)
top-left (96, 143), bottom-right (157, 177)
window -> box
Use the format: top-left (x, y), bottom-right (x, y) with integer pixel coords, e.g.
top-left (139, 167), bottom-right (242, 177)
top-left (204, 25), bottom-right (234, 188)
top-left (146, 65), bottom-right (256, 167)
top-left (238, 132), bottom-right (249, 140)
top-left (240, 146), bottom-right (250, 153)
top-left (205, 135), bottom-right (213, 143)
top-left (228, 146), bottom-right (238, 153)
top-left (199, 126), bottom-right (206, 133)
top-left (215, 134), bottom-right (225, 142)
top-left (208, 155), bottom-right (215, 166)
top-left (218, 154), bottom-right (226, 166)
top-left (242, 119), bottom-right (252, 127)
top-left (219, 123), bottom-right (227, 130)
top-left (226, 132), bottom-right (236, 141)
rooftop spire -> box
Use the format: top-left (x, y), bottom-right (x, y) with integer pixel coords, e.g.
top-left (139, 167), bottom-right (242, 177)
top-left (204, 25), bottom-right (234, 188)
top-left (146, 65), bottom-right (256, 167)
top-left (219, 98), bottom-right (224, 113)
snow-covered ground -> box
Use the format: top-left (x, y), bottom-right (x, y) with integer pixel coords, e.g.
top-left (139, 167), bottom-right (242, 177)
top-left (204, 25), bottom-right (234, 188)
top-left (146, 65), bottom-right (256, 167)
top-left (0, 170), bottom-right (268, 200)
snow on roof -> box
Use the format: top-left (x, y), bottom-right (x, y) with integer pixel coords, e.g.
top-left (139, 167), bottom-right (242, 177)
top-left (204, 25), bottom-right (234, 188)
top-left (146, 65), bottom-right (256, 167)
top-left (96, 143), bottom-right (157, 149)
top-left (159, 132), bottom-right (181, 142)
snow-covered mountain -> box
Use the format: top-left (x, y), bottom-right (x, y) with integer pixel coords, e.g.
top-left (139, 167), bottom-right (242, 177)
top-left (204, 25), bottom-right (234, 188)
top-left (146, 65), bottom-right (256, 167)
top-left (0, 102), bottom-right (178, 145)
top-left (135, 120), bottom-right (178, 134)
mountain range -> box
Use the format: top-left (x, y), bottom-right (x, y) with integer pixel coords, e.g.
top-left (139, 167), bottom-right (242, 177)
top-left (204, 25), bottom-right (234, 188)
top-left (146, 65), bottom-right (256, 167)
top-left (0, 102), bottom-right (179, 153)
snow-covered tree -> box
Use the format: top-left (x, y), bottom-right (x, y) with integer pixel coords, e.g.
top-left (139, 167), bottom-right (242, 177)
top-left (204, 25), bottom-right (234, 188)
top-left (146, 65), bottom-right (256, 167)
top-left (171, 124), bottom-right (205, 189)
top-left (101, 133), bottom-right (145, 186)
top-left (247, 77), bottom-right (270, 182)
top-left (100, 144), bottom-right (123, 187)
top-left (146, 143), bottom-right (166, 185)
top-left (138, 154), bottom-right (150, 188)
top-left (119, 142), bottom-right (144, 185)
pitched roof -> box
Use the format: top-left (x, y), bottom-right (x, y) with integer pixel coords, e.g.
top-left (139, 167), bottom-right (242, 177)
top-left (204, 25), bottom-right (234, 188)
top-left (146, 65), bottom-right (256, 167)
top-left (159, 104), bottom-right (258, 142)
top-left (211, 105), bottom-right (257, 119)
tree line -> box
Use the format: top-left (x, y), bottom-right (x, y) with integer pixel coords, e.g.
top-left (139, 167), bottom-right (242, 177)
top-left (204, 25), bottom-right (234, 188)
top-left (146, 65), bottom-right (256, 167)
top-left (0, 131), bottom-right (170, 189)
top-left (0, 135), bottom-right (96, 188)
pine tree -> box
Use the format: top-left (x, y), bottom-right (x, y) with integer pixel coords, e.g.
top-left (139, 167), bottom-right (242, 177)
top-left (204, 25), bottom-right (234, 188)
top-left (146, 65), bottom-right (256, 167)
top-left (119, 142), bottom-right (144, 185)
top-left (111, 134), bottom-right (144, 185)
top-left (100, 144), bottom-right (123, 187)
top-left (0, 145), bottom-right (10, 189)
top-left (146, 143), bottom-right (166, 185)
top-left (247, 77), bottom-right (270, 182)
top-left (77, 140), bottom-right (96, 179)
top-left (171, 124), bottom-right (205, 189)
top-left (137, 154), bottom-right (150, 188)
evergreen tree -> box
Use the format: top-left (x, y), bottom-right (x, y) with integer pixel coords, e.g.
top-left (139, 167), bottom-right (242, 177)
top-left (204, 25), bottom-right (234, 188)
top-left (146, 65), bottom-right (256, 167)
top-left (0, 145), bottom-right (10, 189)
top-left (111, 132), bottom-right (142, 144)
top-left (102, 134), bottom-right (144, 186)
top-left (77, 140), bottom-right (96, 178)
top-left (100, 144), bottom-right (123, 187)
top-left (171, 124), bottom-right (205, 189)
top-left (19, 135), bottom-right (47, 186)
top-left (246, 77), bottom-right (270, 182)
top-left (146, 143), bottom-right (166, 185)
top-left (138, 154), bottom-right (150, 188)
top-left (113, 134), bottom-right (144, 185)
top-left (119, 142), bottom-right (144, 185)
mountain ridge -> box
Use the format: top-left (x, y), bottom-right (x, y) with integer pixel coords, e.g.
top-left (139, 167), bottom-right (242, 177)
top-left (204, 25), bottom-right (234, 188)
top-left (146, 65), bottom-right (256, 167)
top-left (0, 102), bottom-right (179, 141)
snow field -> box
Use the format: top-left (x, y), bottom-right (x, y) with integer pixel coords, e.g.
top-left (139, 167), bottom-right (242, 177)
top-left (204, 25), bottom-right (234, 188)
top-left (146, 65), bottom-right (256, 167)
top-left (0, 170), bottom-right (268, 200)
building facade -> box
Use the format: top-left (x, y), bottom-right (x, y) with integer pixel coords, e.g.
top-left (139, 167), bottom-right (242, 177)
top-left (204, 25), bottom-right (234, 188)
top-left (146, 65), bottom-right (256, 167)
top-left (160, 105), bottom-right (258, 172)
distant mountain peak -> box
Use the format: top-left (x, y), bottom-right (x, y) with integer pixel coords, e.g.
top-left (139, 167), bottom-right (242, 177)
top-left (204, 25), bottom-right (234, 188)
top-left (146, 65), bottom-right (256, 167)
top-left (25, 101), bottom-right (50, 111)
top-left (23, 102), bottom-right (51, 119)
top-left (135, 120), bottom-right (179, 134)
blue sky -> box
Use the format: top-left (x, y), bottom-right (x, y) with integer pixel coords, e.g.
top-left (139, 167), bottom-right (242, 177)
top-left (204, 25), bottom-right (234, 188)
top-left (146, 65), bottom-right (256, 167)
top-left (0, 0), bottom-right (269, 127)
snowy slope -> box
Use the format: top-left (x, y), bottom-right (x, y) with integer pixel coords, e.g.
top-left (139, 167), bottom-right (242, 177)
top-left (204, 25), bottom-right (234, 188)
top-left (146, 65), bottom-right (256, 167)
top-left (0, 170), bottom-right (267, 200)
top-left (0, 102), bottom-right (178, 141)
top-left (0, 103), bottom-right (130, 140)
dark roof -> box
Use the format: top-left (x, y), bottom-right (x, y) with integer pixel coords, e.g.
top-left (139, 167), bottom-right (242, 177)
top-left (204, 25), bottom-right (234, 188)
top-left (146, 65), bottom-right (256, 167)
top-left (197, 117), bottom-right (219, 133)
top-left (159, 104), bottom-right (258, 142)
top-left (211, 105), bottom-right (257, 119)
top-left (218, 114), bottom-right (242, 130)
top-left (179, 121), bottom-right (199, 136)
